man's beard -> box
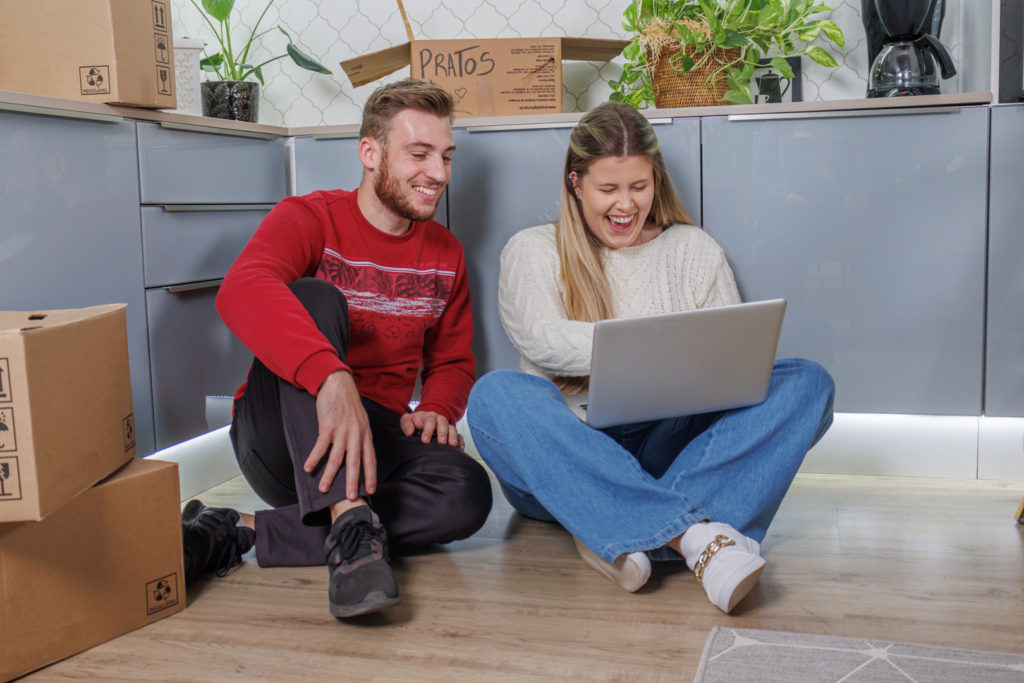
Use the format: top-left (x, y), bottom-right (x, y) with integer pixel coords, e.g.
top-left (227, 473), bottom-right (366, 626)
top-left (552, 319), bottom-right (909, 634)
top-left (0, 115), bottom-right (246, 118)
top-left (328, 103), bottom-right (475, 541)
top-left (374, 148), bottom-right (440, 223)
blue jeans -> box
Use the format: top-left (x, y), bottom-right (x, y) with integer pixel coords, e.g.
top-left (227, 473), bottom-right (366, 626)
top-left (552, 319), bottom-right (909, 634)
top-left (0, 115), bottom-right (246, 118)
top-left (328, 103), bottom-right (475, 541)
top-left (467, 358), bottom-right (835, 563)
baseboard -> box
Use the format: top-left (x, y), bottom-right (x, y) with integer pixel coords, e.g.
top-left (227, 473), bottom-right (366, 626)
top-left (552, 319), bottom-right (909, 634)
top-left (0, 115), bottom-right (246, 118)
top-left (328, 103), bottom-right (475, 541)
top-left (146, 411), bottom-right (1024, 502)
top-left (802, 413), bottom-right (980, 478)
top-left (145, 426), bottom-right (241, 500)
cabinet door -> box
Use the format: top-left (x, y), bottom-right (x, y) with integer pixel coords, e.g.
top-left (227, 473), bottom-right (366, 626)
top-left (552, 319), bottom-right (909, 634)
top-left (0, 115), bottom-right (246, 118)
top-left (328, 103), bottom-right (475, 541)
top-left (292, 136), bottom-right (448, 225)
top-left (0, 110), bottom-right (155, 454)
top-left (137, 122), bottom-right (287, 204)
top-left (446, 119), bottom-right (701, 375)
top-left (702, 107), bottom-right (988, 415)
top-left (146, 283), bottom-right (252, 449)
top-left (141, 206), bottom-right (268, 287)
top-left (987, 105), bottom-right (1024, 416)
top-left (446, 126), bottom-right (571, 374)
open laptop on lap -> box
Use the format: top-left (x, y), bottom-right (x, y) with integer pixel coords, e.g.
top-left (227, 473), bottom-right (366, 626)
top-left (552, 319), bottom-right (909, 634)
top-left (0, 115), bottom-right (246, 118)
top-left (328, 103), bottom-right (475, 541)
top-left (567, 299), bottom-right (786, 428)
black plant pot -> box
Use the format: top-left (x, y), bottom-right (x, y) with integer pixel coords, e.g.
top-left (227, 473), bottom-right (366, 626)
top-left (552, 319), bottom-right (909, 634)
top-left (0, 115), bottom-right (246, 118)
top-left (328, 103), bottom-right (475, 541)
top-left (201, 81), bottom-right (260, 122)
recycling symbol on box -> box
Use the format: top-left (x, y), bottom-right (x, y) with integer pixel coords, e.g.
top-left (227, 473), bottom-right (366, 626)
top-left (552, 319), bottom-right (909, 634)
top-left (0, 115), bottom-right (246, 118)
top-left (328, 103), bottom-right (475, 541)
top-left (85, 68), bottom-right (104, 87)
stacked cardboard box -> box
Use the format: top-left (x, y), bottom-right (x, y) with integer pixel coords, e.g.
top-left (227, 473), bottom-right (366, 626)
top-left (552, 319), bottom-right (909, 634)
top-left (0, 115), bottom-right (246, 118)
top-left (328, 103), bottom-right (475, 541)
top-left (0, 305), bottom-right (185, 681)
top-left (0, 0), bottom-right (177, 108)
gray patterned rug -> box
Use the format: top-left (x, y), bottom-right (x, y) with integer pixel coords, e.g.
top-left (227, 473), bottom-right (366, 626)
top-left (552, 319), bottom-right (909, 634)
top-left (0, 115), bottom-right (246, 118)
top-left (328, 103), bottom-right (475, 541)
top-left (694, 627), bottom-right (1024, 682)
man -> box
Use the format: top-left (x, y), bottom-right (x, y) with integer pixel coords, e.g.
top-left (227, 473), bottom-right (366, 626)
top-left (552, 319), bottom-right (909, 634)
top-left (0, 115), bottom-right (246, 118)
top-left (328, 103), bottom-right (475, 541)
top-left (186, 78), bottom-right (492, 618)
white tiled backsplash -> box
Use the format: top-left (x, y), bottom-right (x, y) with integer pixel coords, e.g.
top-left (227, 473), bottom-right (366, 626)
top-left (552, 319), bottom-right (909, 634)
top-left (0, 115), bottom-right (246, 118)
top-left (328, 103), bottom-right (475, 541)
top-left (169, 0), bottom-right (991, 127)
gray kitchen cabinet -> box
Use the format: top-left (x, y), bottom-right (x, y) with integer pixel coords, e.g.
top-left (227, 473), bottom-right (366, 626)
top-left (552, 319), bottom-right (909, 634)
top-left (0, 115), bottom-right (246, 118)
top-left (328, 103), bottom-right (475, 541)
top-left (0, 108), bottom-right (155, 455)
top-left (986, 104), bottom-right (1024, 416)
top-left (140, 206), bottom-right (269, 448)
top-left (137, 121), bottom-right (287, 204)
top-left (702, 106), bottom-right (989, 416)
top-left (446, 118), bottom-right (701, 375)
top-left (292, 135), bottom-right (448, 226)
top-left (137, 122), bottom-right (280, 449)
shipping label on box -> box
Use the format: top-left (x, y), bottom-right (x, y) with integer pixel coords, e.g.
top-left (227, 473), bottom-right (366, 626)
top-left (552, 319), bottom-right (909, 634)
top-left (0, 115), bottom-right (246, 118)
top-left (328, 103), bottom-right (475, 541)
top-left (410, 38), bottom-right (562, 118)
top-left (0, 458), bottom-right (184, 681)
top-left (0, 304), bottom-right (135, 522)
top-left (0, 0), bottom-right (176, 108)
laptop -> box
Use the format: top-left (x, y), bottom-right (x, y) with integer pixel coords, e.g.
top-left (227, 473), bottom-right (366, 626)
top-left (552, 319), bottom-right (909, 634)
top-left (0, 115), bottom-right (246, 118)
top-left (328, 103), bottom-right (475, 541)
top-left (567, 299), bottom-right (786, 428)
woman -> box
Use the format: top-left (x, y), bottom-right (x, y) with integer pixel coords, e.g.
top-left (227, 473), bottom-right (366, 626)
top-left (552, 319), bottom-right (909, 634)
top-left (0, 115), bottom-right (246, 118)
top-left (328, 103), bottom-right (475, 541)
top-left (466, 102), bottom-right (834, 614)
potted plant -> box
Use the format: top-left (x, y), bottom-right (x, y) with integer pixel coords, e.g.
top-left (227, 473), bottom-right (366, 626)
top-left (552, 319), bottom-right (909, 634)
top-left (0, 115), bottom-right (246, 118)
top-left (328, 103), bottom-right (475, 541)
top-left (188, 0), bottom-right (332, 122)
top-left (610, 0), bottom-right (845, 108)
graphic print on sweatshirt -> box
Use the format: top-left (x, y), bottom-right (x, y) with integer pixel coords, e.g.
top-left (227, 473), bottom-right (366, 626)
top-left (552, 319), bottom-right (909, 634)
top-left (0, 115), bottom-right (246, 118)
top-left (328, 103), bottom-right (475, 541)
top-left (316, 248), bottom-right (453, 342)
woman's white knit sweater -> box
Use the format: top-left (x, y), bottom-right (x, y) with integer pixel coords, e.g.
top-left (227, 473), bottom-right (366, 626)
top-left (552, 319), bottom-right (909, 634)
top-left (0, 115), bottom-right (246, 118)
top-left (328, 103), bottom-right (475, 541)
top-left (498, 223), bottom-right (741, 379)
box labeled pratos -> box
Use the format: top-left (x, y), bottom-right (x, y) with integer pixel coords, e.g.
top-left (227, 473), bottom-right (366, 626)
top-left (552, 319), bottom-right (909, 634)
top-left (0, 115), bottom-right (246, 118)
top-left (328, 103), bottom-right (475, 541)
top-left (341, 37), bottom-right (627, 118)
top-left (0, 304), bottom-right (136, 522)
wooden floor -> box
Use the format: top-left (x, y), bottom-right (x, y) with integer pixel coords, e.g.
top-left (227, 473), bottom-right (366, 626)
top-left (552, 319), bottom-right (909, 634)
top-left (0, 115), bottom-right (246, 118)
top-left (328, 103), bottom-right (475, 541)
top-left (26, 472), bottom-right (1024, 682)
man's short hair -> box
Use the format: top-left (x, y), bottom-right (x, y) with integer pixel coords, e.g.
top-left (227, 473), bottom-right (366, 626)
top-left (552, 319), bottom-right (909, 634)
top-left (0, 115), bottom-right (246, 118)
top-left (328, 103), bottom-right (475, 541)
top-left (359, 78), bottom-right (455, 142)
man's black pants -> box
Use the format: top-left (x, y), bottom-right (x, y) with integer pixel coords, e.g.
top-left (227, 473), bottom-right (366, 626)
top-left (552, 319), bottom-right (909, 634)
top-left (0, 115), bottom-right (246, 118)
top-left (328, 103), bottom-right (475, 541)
top-left (229, 278), bottom-right (493, 567)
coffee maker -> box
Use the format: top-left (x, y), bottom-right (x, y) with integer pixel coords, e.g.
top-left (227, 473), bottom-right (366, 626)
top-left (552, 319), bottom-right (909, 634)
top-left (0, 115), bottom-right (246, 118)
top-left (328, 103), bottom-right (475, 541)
top-left (861, 0), bottom-right (956, 97)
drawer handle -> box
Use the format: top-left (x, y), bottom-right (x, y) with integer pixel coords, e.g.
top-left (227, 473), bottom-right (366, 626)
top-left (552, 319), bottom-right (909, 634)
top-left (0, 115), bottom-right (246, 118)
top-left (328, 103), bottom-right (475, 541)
top-left (158, 204), bottom-right (275, 212)
top-left (159, 121), bottom-right (278, 139)
top-left (166, 279), bottom-right (223, 293)
top-left (727, 105), bottom-right (961, 122)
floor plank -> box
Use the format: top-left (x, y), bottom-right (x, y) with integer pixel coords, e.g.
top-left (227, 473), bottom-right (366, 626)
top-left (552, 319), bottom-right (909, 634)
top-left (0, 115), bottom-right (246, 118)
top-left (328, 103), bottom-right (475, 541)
top-left (25, 473), bottom-right (1024, 681)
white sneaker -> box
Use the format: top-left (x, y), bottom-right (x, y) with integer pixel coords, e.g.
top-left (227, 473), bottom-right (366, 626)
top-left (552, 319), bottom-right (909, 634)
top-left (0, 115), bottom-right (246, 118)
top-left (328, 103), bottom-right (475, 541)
top-left (679, 522), bottom-right (765, 613)
top-left (572, 536), bottom-right (651, 593)
top-left (703, 521), bottom-right (761, 556)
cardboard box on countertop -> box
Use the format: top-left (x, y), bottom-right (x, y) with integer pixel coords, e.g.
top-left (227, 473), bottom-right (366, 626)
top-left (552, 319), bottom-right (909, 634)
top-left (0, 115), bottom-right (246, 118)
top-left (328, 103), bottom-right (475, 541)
top-left (0, 0), bottom-right (176, 108)
top-left (341, 37), bottom-right (628, 118)
top-left (0, 457), bottom-right (185, 681)
top-left (0, 304), bottom-right (136, 522)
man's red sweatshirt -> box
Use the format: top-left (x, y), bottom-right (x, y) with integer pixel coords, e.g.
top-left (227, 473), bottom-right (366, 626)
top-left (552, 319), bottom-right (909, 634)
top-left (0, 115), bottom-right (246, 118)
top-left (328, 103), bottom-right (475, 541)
top-left (216, 189), bottom-right (475, 424)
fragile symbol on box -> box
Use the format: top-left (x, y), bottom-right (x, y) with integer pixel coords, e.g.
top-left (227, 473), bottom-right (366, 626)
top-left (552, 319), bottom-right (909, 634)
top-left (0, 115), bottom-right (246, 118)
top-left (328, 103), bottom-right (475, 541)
top-left (146, 573), bottom-right (179, 615)
top-left (156, 66), bottom-right (172, 95)
top-left (79, 65), bottom-right (111, 95)
top-left (154, 34), bottom-right (170, 65)
top-left (0, 358), bottom-right (10, 402)
top-left (0, 456), bottom-right (21, 501)
top-left (0, 407), bottom-right (15, 452)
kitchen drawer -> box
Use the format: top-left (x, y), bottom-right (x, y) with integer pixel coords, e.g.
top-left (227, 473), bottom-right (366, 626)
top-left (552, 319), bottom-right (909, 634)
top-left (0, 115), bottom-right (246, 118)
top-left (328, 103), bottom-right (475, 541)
top-left (141, 206), bottom-right (269, 288)
top-left (146, 284), bottom-right (253, 449)
top-left (137, 121), bottom-right (287, 204)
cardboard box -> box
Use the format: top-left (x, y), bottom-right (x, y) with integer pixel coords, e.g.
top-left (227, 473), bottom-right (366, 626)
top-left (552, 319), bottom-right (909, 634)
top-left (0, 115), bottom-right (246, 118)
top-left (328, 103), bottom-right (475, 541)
top-left (0, 0), bottom-right (176, 108)
top-left (341, 37), bottom-right (627, 118)
top-left (0, 457), bottom-right (184, 681)
top-left (0, 304), bottom-right (136, 522)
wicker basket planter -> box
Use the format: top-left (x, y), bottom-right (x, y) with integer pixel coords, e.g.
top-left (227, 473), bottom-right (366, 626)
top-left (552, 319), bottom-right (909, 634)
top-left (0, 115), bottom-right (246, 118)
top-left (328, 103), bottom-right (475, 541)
top-left (647, 44), bottom-right (740, 108)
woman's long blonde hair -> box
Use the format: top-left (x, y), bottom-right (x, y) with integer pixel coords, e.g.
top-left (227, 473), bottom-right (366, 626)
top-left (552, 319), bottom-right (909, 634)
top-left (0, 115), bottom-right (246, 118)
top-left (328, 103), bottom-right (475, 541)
top-left (554, 102), bottom-right (693, 394)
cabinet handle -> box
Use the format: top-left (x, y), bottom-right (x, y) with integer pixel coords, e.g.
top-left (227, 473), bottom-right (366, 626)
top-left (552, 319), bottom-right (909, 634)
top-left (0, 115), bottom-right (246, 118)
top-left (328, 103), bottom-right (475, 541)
top-left (158, 204), bottom-right (275, 212)
top-left (159, 121), bottom-right (278, 140)
top-left (0, 102), bottom-right (123, 123)
top-left (166, 279), bottom-right (223, 293)
top-left (727, 105), bottom-right (961, 122)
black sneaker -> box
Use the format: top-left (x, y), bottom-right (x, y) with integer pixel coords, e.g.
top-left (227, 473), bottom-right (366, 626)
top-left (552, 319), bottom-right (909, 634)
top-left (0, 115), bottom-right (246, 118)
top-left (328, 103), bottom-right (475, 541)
top-left (181, 499), bottom-right (255, 585)
top-left (324, 505), bottom-right (399, 617)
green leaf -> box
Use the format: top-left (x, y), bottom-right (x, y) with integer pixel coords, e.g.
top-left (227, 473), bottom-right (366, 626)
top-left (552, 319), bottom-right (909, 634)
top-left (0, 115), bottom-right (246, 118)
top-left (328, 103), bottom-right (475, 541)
top-left (760, 0), bottom-right (785, 28)
top-left (795, 23), bottom-right (823, 43)
top-left (770, 56), bottom-right (794, 78)
top-left (803, 45), bottom-right (838, 67)
top-left (200, 53), bottom-right (224, 68)
top-left (724, 88), bottom-right (753, 104)
top-left (282, 34), bottom-right (333, 73)
top-left (716, 28), bottom-right (748, 48)
top-left (821, 20), bottom-right (845, 50)
top-left (201, 0), bottom-right (234, 22)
